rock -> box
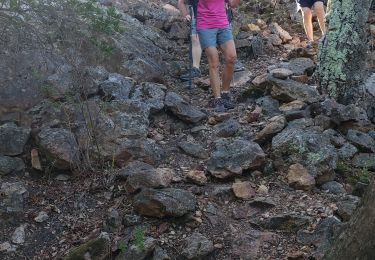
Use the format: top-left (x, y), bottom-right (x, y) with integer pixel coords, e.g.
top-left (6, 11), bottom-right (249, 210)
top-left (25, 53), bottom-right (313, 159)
top-left (11, 225), bottom-right (26, 244)
top-left (0, 123), bottom-right (30, 156)
top-left (153, 246), bottom-right (170, 260)
top-left (104, 209), bottom-right (122, 232)
top-left (323, 129), bottom-right (346, 148)
top-left (255, 115), bottom-right (286, 142)
top-left (314, 115), bottom-right (333, 130)
top-left (270, 68), bottom-right (293, 79)
top-left (64, 236), bottom-right (110, 260)
top-left (287, 163), bottom-right (316, 191)
top-left (0, 182), bottom-right (29, 213)
top-left (114, 138), bottom-right (164, 167)
top-left (45, 64), bottom-right (74, 100)
top-left (37, 128), bottom-right (80, 170)
top-left (346, 129), bottom-right (375, 153)
top-left (256, 96), bottom-right (280, 117)
top-left (125, 162), bottom-right (174, 193)
top-left (321, 181), bottom-right (346, 194)
top-left (214, 119), bottom-right (240, 138)
top-left (0, 242), bottom-right (16, 253)
top-left (269, 23), bottom-right (292, 43)
top-left (182, 233), bottom-right (214, 259)
top-left (336, 195), bottom-right (360, 221)
top-left (34, 211), bottom-right (49, 223)
top-left (116, 237), bottom-right (156, 260)
top-left (257, 184), bottom-right (269, 194)
top-left (258, 214), bottom-right (310, 231)
top-left (338, 143), bottom-right (358, 159)
top-left (252, 73), bottom-right (269, 87)
top-left (249, 197), bottom-right (276, 208)
top-left (352, 153), bottom-right (375, 170)
top-left (230, 70), bottom-right (253, 88)
top-left (0, 156), bottom-right (25, 175)
top-left (131, 82), bottom-right (166, 113)
top-left (297, 217), bottom-right (342, 258)
top-left (268, 77), bottom-right (320, 104)
top-left (207, 138), bottom-right (265, 179)
top-left (287, 58), bottom-right (315, 76)
top-left (272, 127), bottom-right (338, 184)
top-left (123, 214), bottom-right (142, 227)
top-left (133, 188), bottom-right (196, 218)
top-left (267, 33), bottom-right (283, 46)
top-left (165, 92), bottom-right (206, 124)
top-left (178, 141), bottom-right (209, 159)
top-left (99, 73), bottom-right (135, 101)
top-left (232, 181), bottom-right (256, 200)
top-left (331, 104), bottom-right (369, 125)
top-left (186, 170), bottom-right (208, 185)
top-left (31, 149), bottom-right (42, 170)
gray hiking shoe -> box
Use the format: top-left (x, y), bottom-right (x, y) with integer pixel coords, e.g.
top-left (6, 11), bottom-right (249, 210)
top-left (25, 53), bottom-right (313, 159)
top-left (212, 98), bottom-right (227, 113)
top-left (221, 92), bottom-right (235, 109)
top-left (234, 60), bottom-right (245, 72)
top-left (180, 67), bottom-right (201, 81)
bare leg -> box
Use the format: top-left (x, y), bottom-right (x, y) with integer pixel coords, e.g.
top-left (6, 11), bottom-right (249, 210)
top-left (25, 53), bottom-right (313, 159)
top-left (205, 47), bottom-right (221, 98)
top-left (314, 1), bottom-right (326, 35)
top-left (191, 34), bottom-right (202, 68)
top-left (301, 7), bottom-right (314, 41)
top-left (220, 40), bottom-right (237, 91)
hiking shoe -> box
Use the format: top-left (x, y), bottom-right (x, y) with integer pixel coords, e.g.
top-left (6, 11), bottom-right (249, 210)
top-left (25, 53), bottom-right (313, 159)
top-left (234, 60), bottom-right (245, 72)
top-left (221, 92), bottom-right (235, 109)
top-left (180, 67), bottom-right (201, 81)
top-left (212, 98), bottom-right (227, 113)
top-left (306, 41), bottom-right (314, 49)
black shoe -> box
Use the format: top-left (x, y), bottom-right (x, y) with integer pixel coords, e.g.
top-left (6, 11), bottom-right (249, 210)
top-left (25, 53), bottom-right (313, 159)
top-left (221, 92), bottom-right (235, 109)
top-left (234, 60), bottom-right (245, 72)
top-left (180, 67), bottom-right (201, 81)
top-left (212, 98), bottom-right (227, 113)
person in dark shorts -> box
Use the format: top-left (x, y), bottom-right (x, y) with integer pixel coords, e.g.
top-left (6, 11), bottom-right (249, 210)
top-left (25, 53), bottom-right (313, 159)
top-left (297, 0), bottom-right (326, 48)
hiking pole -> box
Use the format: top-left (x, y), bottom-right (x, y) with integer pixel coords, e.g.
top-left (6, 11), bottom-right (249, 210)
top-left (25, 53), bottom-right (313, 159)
top-left (188, 4), bottom-right (194, 90)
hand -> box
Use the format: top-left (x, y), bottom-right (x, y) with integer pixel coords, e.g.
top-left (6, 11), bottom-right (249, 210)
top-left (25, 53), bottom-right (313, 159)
top-left (227, 0), bottom-right (240, 8)
top-left (184, 14), bottom-right (192, 22)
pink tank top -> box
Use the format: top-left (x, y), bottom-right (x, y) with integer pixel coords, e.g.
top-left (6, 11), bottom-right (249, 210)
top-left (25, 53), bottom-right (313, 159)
top-left (196, 0), bottom-right (229, 30)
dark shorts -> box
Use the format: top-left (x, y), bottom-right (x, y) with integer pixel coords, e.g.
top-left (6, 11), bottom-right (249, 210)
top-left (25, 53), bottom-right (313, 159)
top-left (297, 0), bottom-right (323, 8)
top-left (197, 26), bottom-right (233, 50)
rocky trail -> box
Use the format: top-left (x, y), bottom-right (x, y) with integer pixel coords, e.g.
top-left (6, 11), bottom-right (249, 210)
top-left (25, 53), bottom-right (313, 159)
top-left (1, 0), bottom-right (375, 259)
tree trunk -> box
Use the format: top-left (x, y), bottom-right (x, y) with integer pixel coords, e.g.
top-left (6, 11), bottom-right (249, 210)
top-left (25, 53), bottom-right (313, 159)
top-left (323, 177), bottom-right (375, 259)
top-left (317, 0), bottom-right (372, 104)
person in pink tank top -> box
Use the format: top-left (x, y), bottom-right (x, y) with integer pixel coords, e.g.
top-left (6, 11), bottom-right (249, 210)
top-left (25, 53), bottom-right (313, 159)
top-left (197, 0), bottom-right (240, 112)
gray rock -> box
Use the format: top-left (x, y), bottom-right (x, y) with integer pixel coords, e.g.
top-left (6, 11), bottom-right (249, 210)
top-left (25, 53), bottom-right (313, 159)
top-left (123, 214), bottom-right (142, 227)
top-left (287, 57), bottom-right (315, 76)
top-left (368, 130), bottom-right (375, 140)
top-left (0, 156), bottom-right (25, 175)
top-left (255, 115), bottom-right (286, 142)
top-left (114, 138), bottom-right (164, 167)
top-left (336, 195), bottom-right (360, 221)
top-left (331, 104), bottom-right (370, 125)
top-left (99, 73), bottom-right (135, 101)
top-left (153, 246), bottom-right (170, 260)
top-left (297, 217), bottom-right (342, 259)
top-left (124, 162), bottom-right (173, 193)
top-left (45, 64), bottom-right (73, 100)
top-left (11, 225), bottom-right (26, 244)
top-left (116, 237), bottom-right (156, 260)
top-left (346, 129), bottom-right (375, 153)
top-left (64, 237), bottom-right (111, 260)
top-left (165, 92), bottom-right (206, 124)
top-left (314, 115), bottom-right (333, 130)
top-left (249, 197), bottom-right (276, 209)
top-left (214, 119), bottom-right (240, 138)
top-left (321, 181), bottom-right (346, 194)
top-left (178, 141), bottom-right (209, 159)
top-left (338, 143), bottom-right (358, 159)
top-left (182, 233), bottom-right (214, 259)
top-left (104, 209), bottom-right (122, 232)
top-left (257, 213), bottom-right (311, 232)
top-left (0, 123), bottom-right (30, 156)
top-left (272, 127), bottom-right (338, 184)
top-left (323, 129), bottom-right (346, 148)
top-left (207, 138), bottom-right (265, 179)
top-left (256, 96), bottom-right (281, 116)
top-left (131, 82), bottom-right (166, 113)
top-left (133, 188), bottom-right (196, 218)
top-left (352, 153), bottom-right (375, 170)
top-left (268, 76), bottom-right (320, 104)
top-left (0, 182), bottom-right (29, 213)
top-left (37, 128), bottom-right (80, 170)
top-left (34, 211), bottom-right (49, 223)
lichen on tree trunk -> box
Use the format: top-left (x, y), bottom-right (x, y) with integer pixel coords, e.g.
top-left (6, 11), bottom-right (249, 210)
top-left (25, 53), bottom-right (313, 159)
top-left (317, 0), bottom-right (372, 104)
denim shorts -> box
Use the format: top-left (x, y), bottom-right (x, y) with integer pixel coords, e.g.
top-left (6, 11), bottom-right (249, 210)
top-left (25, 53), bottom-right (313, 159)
top-left (297, 0), bottom-right (323, 8)
top-left (197, 26), bottom-right (234, 50)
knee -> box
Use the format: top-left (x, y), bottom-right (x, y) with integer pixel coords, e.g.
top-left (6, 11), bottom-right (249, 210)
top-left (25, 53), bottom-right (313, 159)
top-left (225, 53), bottom-right (237, 66)
top-left (302, 9), bottom-right (312, 19)
top-left (314, 3), bottom-right (325, 15)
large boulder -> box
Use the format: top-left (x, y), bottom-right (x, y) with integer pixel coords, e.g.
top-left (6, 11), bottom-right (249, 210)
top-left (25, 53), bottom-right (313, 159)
top-left (0, 123), bottom-right (30, 156)
top-left (133, 188), bottom-right (196, 218)
top-left (131, 82), bottom-right (166, 113)
top-left (37, 128), bottom-right (80, 170)
top-left (346, 129), bottom-right (375, 153)
top-left (98, 73), bottom-right (135, 101)
top-left (165, 92), bottom-right (206, 123)
top-left (207, 138), bottom-right (266, 179)
top-left (272, 126), bottom-right (338, 184)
